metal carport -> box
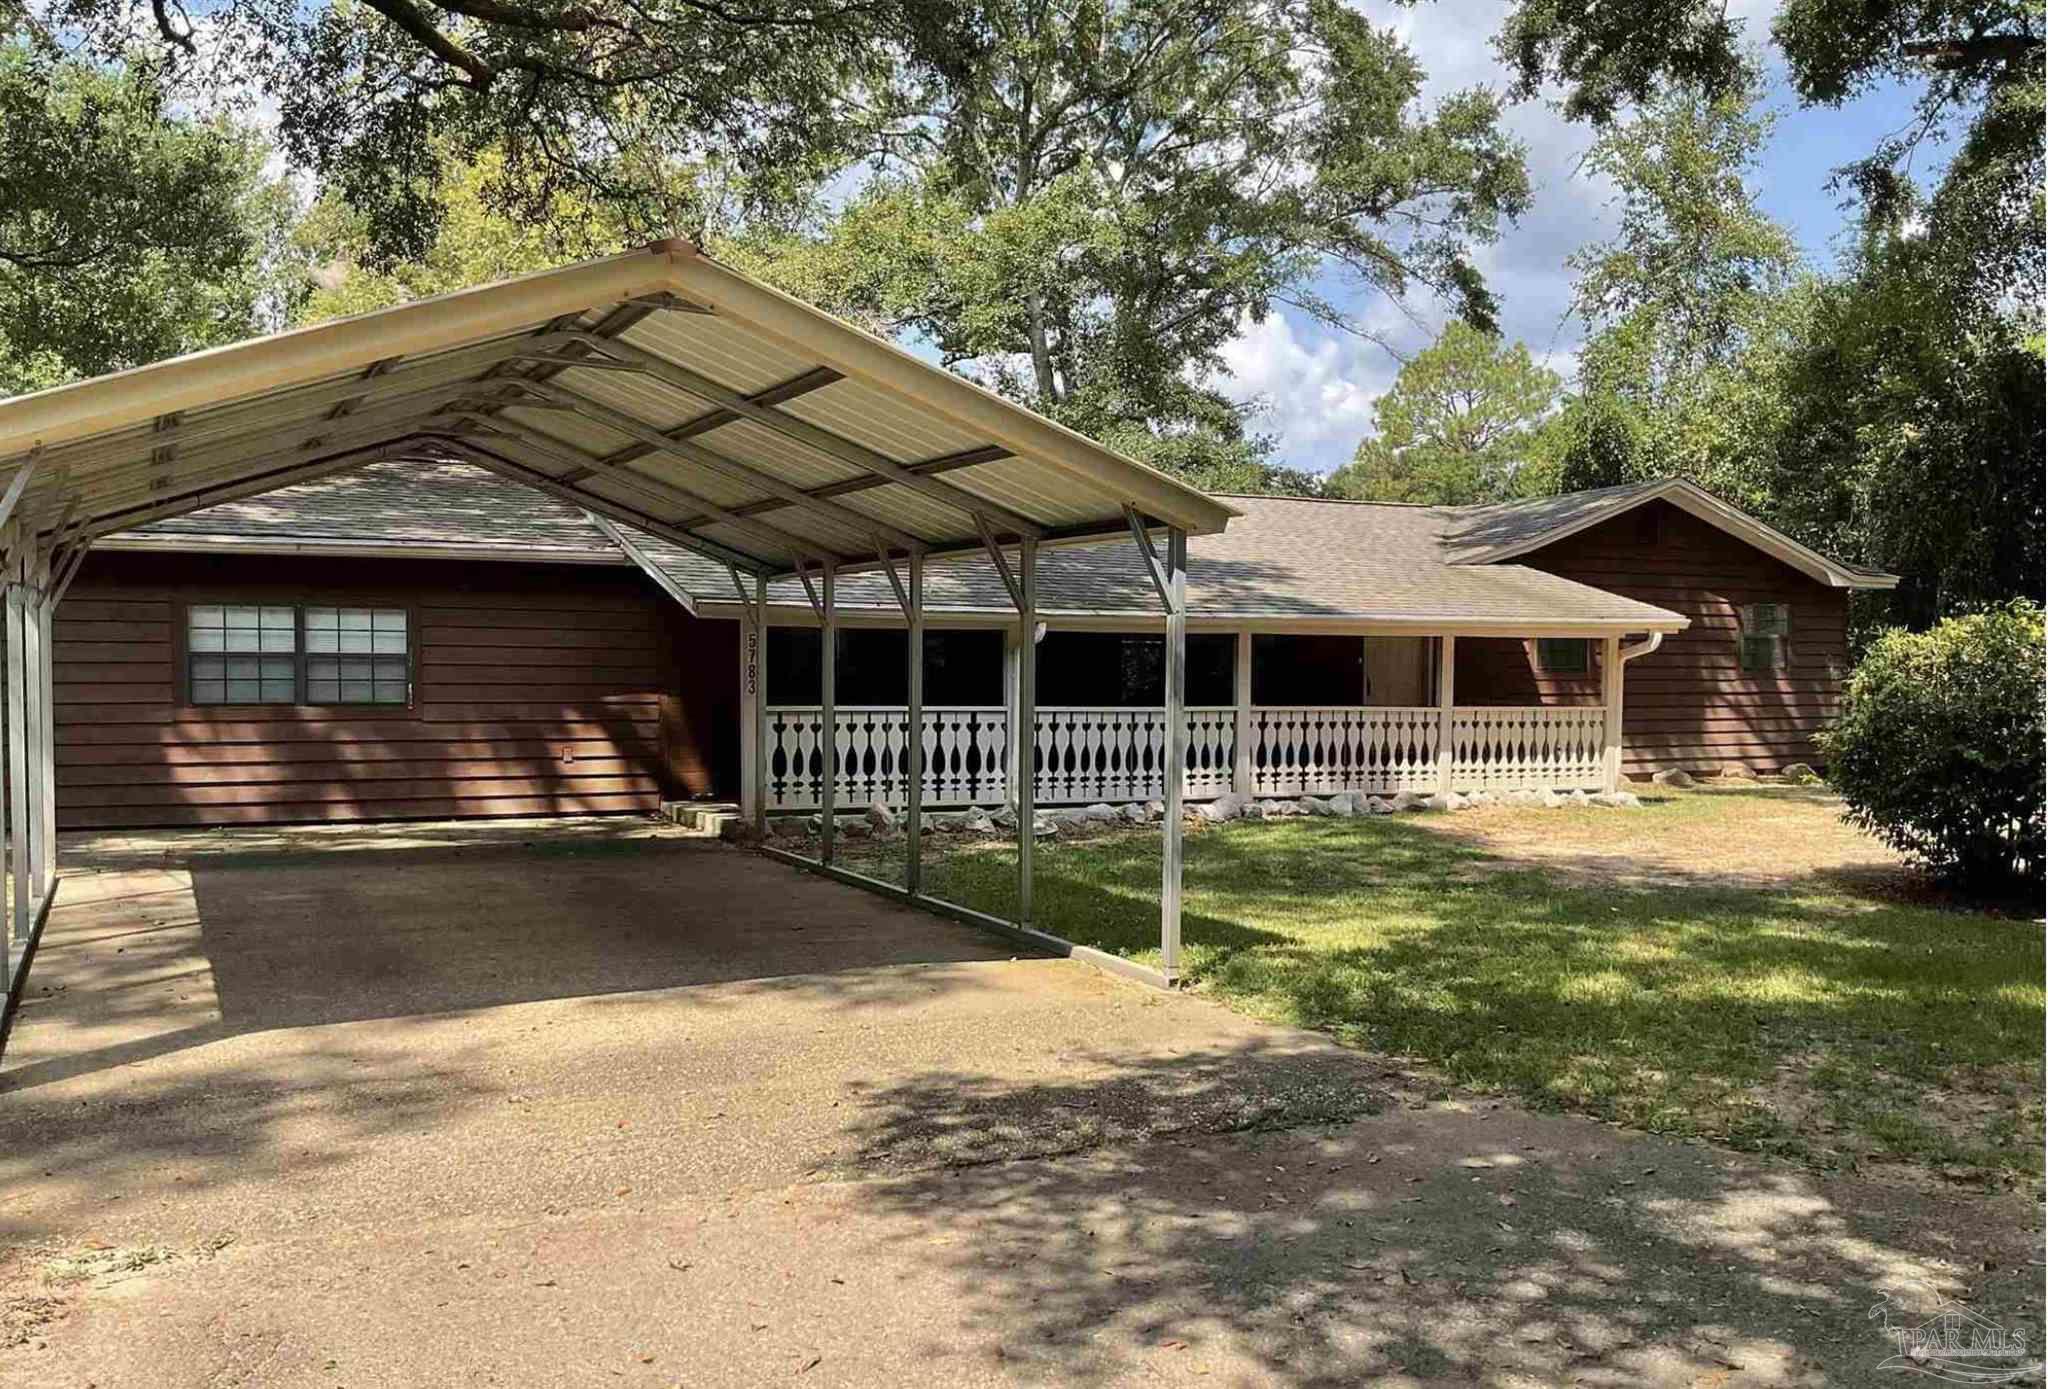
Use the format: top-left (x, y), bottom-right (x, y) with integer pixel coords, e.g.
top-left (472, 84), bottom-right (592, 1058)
top-left (0, 238), bottom-right (1236, 1026)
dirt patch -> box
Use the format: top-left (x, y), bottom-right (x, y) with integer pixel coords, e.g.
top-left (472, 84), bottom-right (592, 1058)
top-left (1423, 785), bottom-right (1927, 895)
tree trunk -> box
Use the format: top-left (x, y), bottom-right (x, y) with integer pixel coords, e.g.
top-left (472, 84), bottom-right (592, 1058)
top-left (1025, 289), bottom-right (1058, 406)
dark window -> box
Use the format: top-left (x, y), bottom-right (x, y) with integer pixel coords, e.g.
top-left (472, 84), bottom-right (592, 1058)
top-left (1251, 634), bottom-right (1363, 705)
top-left (187, 604), bottom-right (410, 707)
top-left (1036, 632), bottom-right (1234, 706)
top-left (1535, 638), bottom-right (1589, 675)
top-left (766, 627), bottom-right (1004, 705)
top-left (1738, 602), bottom-right (1790, 670)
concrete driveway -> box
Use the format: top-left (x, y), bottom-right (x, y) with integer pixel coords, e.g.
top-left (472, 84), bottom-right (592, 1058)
top-left (0, 821), bottom-right (2037, 1387)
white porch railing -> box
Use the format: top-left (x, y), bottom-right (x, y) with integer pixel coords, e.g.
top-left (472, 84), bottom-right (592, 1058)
top-left (765, 703), bottom-right (1607, 811)
top-left (1447, 705), bottom-right (1606, 791)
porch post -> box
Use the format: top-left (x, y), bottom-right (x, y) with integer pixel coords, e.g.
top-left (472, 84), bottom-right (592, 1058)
top-left (819, 564), bottom-right (836, 865)
top-left (1002, 626), bottom-right (1020, 802)
top-left (739, 589), bottom-right (761, 829)
top-left (1160, 528), bottom-right (1188, 981)
top-left (1231, 628), bottom-right (1253, 798)
top-left (1016, 539), bottom-right (1037, 927)
top-left (905, 551), bottom-right (924, 894)
top-left (1435, 635), bottom-right (1457, 795)
top-left (1601, 634), bottom-right (1624, 792)
top-left (752, 576), bottom-right (769, 838)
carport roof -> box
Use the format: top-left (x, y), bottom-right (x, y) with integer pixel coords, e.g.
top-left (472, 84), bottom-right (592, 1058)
top-left (0, 241), bottom-right (1236, 578)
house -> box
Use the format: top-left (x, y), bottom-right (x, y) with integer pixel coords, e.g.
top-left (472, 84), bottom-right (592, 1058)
top-left (60, 457), bottom-right (1895, 829)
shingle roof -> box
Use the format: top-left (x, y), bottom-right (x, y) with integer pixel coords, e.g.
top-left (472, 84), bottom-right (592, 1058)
top-left (112, 458), bottom-right (1693, 628)
top-left (133, 458), bottom-right (619, 558)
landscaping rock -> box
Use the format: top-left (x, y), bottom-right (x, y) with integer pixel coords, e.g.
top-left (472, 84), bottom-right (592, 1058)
top-left (1500, 787), bottom-right (1539, 807)
top-left (1719, 762), bottom-right (1757, 782)
top-left (1465, 790), bottom-right (1495, 808)
top-left (1390, 791), bottom-right (1428, 812)
top-left (1120, 802), bottom-right (1150, 824)
top-left (960, 807), bottom-right (997, 835)
top-left (1144, 800), bottom-right (1166, 820)
top-left (1365, 796), bottom-right (1395, 815)
top-left (1299, 796), bottom-right (1329, 816)
top-left (1566, 788), bottom-right (1590, 805)
top-left (1538, 790), bottom-right (1567, 808)
top-left (1588, 790), bottom-right (1641, 808)
top-left (1652, 768), bottom-right (1696, 788)
top-left (1198, 791), bottom-right (1252, 822)
top-left (839, 819), bottom-right (871, 839)
top-left (991, 806), bottom-right (1018, 830)
top-left (1419, 791), bottom-right (1466, 813)
top-left (1032, 813), bottom-right (1058, 838)
top-left (1326, 792), bottom-right (1360, 817)
top-left (866, 799), bottom-right (897, 833)
top-left (1781, 761), bottom-right (1822, 785)
top-left (1081, 802), bottom-right (1120, 822)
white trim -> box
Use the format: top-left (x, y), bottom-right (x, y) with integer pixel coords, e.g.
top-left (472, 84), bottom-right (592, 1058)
top-left (94, 536), bottom-right (633, 565)
top-left (697, 599), bottom-right (1690, 637)
top-left (1457, 478), bottom-right (1898, 590)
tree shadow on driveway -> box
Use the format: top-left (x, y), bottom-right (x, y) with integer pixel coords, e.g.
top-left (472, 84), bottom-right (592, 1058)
top-left (833, 1041), bottom-right (2044, 1386)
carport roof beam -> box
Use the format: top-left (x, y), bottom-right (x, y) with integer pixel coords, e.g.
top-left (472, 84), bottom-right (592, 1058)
top-left (0, 238), bottom-right (1236, 577)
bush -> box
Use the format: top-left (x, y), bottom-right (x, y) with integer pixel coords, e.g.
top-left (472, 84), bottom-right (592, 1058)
top-left (1819, 603), bottom-right (2045, 889)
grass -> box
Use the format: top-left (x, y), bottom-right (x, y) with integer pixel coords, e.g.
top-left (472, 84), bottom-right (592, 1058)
top-left (835, 787), bottom-right (2044, 1183)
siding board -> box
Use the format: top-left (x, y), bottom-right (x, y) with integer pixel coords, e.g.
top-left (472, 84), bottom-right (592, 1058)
top-left (52, 552), bottom-right (738, 828)
top-left (1459, 499), bottom-right (1850, 776)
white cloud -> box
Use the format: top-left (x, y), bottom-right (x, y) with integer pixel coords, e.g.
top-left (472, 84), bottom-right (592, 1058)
top-left (1216, 312), bottom-right (1398, 469)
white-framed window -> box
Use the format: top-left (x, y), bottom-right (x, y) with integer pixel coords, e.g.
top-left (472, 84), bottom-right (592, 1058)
top-left (1739, 602), bottom-right (1790, 671)
top-left (1535, 638), bottom-right (1590, 675)
top-left (187, 604), bottom-right (411, 706)
top-left (304, 608), bottom-right (410, 704)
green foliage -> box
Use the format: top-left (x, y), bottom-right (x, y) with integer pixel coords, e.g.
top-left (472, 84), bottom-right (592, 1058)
top-left (1325, 321), bottom-right (1561, 504)
top-left (1819, 603), bottom-right (2047, 889)
top-left (33, 0), bottom-right (975, 262)
top-left (1496, 0), bottom-right (2042, 334)
top-left (1553, 78), bottom-right (1810, 510)
top-left (291, 149), bottom-right (638, 324)
top-left (1762, 205), bottom-right (2045, 637)
top-left (0, 41), bottom-right (298, 391)
top-left (731, 0), bottom-right (1529, 490)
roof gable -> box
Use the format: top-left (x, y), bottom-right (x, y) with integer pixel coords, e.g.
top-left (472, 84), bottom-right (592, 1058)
top-left (1442, 478), bottom-right (1898, 590)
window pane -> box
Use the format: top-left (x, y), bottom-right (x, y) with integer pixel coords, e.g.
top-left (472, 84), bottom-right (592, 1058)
top-left (190, 605), bottom-right (224, 628)
top-left (191, 680), bottom-right (226, 704)
top-left (372, 630), bottom-right (407, 654)
top-left (226, 679), bottom-right (261, 702)
top-left (308, 680), bottom-right (339, 703)
top-left (261, 678), bottom-right (296, 701)
top-left (373, 610), bottom-right (406, 632)
top-left (225, 606), bottom-right (260, 628)
top-left (190, 655), bottom-right (225, 680)
top-left (372, 679), bottom-right (408, 704)
top-left (188, 628), bottom-right (226, 652)
top-left (340, 680), bottom-right (372, 703)
top-left (1538, 639), bottom-right (1588, 674)
top-left (339, 609), bottom-right (372, 631)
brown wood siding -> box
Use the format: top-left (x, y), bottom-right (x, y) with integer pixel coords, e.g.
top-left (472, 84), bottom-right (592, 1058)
top-left (53, 552), bottom-right (740, 828)
top-left (1461, 500), bottom-right (1848, 777)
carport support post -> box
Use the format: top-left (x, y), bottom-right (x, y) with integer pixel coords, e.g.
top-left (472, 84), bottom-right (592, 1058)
top-left (1015, 539), bottom-right (1037, 927)
top-left (33, 556), bottom-right (52, 899)
top-left (905, 552), bottom-right (924, 894)
top-left (819, 564), bottom-right (836, 865)
top-left (747, 576), bottom-right (768, 839)
top-left (6, 549), bottom-right (32, 956)
top-left (1160, 528), bottom-right (1187, 981)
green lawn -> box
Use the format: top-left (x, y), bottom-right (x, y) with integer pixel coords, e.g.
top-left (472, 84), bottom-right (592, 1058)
top-left (835, 791), bottom-right (2044, 1182)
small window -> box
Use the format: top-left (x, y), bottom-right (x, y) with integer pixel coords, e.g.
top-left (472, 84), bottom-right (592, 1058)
top-left (1739, 602), bottom-right (1790, 671)
top-left (188, 606), bottom-right (296, 704)
top-left (304, 608), bottom-right (410, 704)
top-left (1535, 638), bottom-right (1589, 675)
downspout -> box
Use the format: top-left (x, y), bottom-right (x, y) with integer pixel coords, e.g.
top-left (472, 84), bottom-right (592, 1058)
top-left (1619, 633), bottom-right (1664, 663)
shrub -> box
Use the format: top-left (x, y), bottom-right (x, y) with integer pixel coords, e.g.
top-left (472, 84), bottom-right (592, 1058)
top-left (1819, 603), bottom-right (2045, 889)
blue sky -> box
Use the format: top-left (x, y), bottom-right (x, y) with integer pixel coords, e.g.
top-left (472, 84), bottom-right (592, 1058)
top-left (1219, 0), bottom-right (1935, 476)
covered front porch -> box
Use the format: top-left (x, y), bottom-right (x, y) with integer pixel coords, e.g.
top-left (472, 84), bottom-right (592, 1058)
top-left (745, 622), bottom-right (1666, 816)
